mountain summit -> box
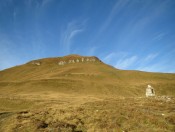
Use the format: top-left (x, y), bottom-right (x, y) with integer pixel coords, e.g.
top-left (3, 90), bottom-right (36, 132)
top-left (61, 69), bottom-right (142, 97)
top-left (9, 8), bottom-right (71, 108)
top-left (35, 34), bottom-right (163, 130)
top-left (0, 54), bottom-right (175, 97)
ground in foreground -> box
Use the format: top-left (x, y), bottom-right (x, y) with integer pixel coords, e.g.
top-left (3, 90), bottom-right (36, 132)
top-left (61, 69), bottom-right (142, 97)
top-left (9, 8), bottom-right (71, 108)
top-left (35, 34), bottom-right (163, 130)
top-left (0, 94), bottom-right (174, 132)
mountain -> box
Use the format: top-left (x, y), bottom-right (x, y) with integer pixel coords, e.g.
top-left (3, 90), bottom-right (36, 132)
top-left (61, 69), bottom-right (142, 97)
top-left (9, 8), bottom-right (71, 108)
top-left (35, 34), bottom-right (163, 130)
top-left (0, 54), bottom-right (175, 131)
top-left (0, 54), bottom-right (175, 97)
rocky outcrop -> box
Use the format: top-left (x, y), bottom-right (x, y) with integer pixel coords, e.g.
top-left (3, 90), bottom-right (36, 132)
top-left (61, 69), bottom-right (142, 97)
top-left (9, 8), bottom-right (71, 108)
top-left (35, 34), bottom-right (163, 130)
top-left (28, 54), bottom-right (102, 66)
top-left (58, 57), bottom-right (97, 66)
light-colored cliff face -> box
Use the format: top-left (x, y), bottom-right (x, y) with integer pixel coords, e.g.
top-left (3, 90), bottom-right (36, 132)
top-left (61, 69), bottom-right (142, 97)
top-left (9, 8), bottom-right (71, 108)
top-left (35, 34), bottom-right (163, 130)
top-left (57, 57), bottom-right (97, 66)
top-left (29, 54), bottom-right (102, 66)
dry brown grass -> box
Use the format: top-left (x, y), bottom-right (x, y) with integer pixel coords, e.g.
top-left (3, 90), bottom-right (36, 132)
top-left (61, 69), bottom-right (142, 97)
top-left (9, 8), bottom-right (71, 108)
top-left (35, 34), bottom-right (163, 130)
top-left (0, 60), bottom-right (175, 97)
top-left (0, 95), bottom-right (175, 132)
top-left (0, 55), bottom-right (175, 131)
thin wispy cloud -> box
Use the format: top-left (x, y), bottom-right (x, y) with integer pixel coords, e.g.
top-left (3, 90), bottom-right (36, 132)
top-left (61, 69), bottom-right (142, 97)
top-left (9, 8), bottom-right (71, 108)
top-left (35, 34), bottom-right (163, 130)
top-left (99, 0), bottom-right (129, 34)
top-left (0, 36), bottom-right (20, 70)
top-left (153, 32), bottom-right (167, 41)
top-left (136, 52), bottom-right (175, 73)
top-left (88, 47), bottom-right (97, 56)
top-left (103, 52), bottom-right (128, 64)
top-left (0, 0), bottom-right (174, 72)
top-left (144, 53), bottom-right (159, 62)
top-left (137, 62), bottom-right (175, 73)
top-left (25, 0), bottom-right (53, 9)
top-left (88, 0), bottom-right (130, 46)
top-left (115, 55), bottom-right (138, 69)
top-left (103, 53), bottom-right (117, 63)
top-left (135, 53), bottom-right (159, 72)
top-left (41, 0), bottom-right (53, 7)
top-left (13, 9), bottom-right (17, 19)
top-left (115, 0), bottom-right (171, 47)
top-left (103, 52), bottom-right (160, 70)
top-left (103, 52), bottom-right (137, 69)
top-left (60, 21), bottom-right (85, 54)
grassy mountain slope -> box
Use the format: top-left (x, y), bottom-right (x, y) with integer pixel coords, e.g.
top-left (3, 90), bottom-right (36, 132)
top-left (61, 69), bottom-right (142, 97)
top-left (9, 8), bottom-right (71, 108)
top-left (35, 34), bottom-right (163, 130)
top-left (0, 54), bottom-right (175, 97)
top-left (0, 55), bottom-right (175, 131)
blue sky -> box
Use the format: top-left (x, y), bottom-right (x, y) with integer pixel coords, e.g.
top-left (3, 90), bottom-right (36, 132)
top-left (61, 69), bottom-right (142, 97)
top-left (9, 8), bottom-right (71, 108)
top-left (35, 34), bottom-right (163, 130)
top-left (0, 0), bottom-right (175, 73)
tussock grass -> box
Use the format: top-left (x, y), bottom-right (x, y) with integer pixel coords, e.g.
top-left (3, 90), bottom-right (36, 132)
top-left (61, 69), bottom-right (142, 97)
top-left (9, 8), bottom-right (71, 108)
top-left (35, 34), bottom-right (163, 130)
top-left (0, 97), bottom-right (174, 132)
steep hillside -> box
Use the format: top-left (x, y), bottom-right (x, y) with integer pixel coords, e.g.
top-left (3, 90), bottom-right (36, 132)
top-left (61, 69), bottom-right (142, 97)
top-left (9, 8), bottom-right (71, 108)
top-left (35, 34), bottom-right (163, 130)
top-left (0, 54), bottom-right (175, 97)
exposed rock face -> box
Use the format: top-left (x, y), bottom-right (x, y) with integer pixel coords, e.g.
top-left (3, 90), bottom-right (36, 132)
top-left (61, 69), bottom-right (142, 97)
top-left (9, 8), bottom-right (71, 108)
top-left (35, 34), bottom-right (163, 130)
top-left (58, 61), bottom-right (66, 65)
top-left (28, 54), bottom-right (102, 66)
top-left (31, 62), bottom-right (41, 66)
top-left (58, 57), bottom-right (98, 66)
